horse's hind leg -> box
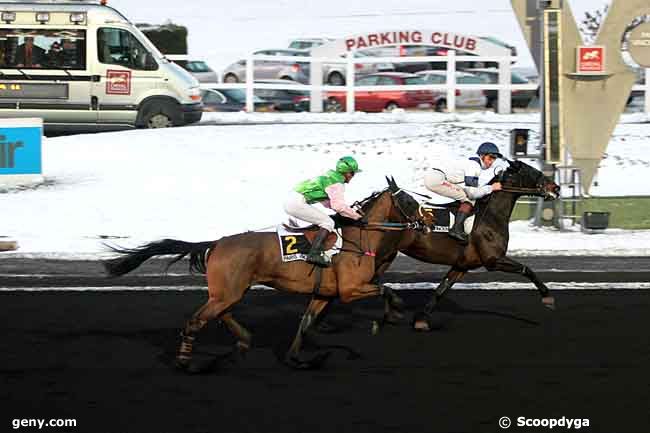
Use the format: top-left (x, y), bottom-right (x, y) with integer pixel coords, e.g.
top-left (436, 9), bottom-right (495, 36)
top-left (413, 267), bottom-right (466, 332)
top-left (221, 312), bottom-right (252, 359)
top-left (176, 296), bottom-right (240, 369)
top-left (285, 296), bottom-right (331, 369)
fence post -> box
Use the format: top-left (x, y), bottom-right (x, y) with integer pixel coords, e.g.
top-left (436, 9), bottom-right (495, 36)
top-left (246, 56), bottom-right (254, 113)
top-left (310, 58), bottom-right (323, 113)
top-left (346, 54), bottom-right (355, 113)
top-left (446, 50), bottom-right (456, 112)
top-left (645, 68), bottom-right (650, 117)
top-left (498, 58), bottom-right (512, 114)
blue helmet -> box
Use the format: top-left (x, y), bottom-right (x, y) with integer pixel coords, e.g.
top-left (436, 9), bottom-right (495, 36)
top-left (476, 142), bottom-right (502, 158)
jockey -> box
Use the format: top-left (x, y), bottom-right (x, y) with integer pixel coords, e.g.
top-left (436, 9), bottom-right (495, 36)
top-left (284, 156), bottom-right (363, 267)
top-left (423, 142), bottom-right (504, 244)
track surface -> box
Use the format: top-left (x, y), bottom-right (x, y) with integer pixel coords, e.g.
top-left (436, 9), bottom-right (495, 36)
top-left (1, 256), bottom-right (649, 433)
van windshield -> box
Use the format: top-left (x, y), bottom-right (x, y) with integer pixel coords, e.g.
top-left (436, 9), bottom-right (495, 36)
top-left (0, 29), bottom-right (86, 70)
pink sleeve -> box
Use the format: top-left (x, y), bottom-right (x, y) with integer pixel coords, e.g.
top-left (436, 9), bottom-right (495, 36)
top-left (325, 184), bottom-right (362, 220)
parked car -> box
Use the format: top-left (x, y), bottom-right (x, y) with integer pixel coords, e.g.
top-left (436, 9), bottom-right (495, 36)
top-left (222, 49), bottom-right (310, 84)
top-left (200, 88), bottom-right (274, 112)
top-left (463, 68), bottom-right (538, 109)
top-left (415, 71), bottom-right (488, 111)
top-left (252, 79), bottom-right (314, 112)
top-left (312, 49), bottom-right (395, 86)
top-left (325, 72), bottom-right (434, 112)
top-left (167, 55), bottom-right (219, 83)
top-left (288, 37), bottom-right (336, 50)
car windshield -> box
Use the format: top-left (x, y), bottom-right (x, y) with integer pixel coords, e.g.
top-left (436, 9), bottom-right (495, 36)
top-left (511, 72), bottom-right (529, 84)
top-left (218, 89), bottom-right (264, 103)
top-left (186, 61), bottom-right (211, 73)
top-left (404, 77), bottom-right (425, 85)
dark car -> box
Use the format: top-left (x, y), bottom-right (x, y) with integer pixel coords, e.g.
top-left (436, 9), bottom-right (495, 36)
top-left (200, 88), bottom-right (274, 112)
top-left (325, 72), bottom-right (434, 112)
top-left (463, 68), bottom-right (538, 110)
top-left (252, 79), bottom-right (313, 111)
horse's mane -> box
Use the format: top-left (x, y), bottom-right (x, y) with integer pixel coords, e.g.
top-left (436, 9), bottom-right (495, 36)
top-left (331, 188), bottom-right (388, 227)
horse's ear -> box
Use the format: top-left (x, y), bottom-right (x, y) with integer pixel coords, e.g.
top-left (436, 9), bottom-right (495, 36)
top-left (391, 176), bottom-right (398, 188)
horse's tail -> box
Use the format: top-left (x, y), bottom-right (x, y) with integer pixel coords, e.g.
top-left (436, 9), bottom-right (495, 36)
top-left (104, 239), bottom-right (217, 277)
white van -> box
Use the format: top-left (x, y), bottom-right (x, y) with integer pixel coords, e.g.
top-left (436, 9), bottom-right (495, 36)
top-left (0, 0), bottom-right (202, 132)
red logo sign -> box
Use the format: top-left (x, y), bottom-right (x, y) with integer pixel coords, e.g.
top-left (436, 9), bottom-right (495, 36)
top-left (106, 70), bottom-right (131, 95)
top-left (577, 46), bottom-right (605, 73)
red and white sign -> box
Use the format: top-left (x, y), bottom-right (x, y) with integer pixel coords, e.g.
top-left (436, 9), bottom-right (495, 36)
top-left (577, 46), bottom-right (605, 74)
top-left (106, 70), bottom-right (132, 95)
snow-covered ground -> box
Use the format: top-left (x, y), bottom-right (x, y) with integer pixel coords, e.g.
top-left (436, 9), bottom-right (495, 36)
top-left (1, 111), bottom-right (650, 258)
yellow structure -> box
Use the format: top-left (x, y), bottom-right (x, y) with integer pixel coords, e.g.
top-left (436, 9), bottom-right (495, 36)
top-left (512, 0), bottom-right (650, 193)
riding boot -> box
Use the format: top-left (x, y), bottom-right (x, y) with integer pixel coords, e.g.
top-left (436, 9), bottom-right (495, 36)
top-left (449, 202), bottom-right (473, 244)
top-left (306, 228), bottom-right (331, 267)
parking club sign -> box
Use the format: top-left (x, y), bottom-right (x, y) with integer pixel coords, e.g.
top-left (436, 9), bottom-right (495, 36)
top-left (576, 46), bottom-right (606, 74)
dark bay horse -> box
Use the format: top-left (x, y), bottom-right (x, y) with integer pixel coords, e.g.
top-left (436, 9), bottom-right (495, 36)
top-left (104, 177), bottom-right (425, 370)
top-left (378, 160), bottom-right (561, 332)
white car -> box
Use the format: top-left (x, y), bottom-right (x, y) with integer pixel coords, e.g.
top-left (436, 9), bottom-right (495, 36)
top-left (416, 71), bottom-right (488, 111)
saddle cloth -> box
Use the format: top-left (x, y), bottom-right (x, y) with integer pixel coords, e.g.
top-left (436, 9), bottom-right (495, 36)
top-left (276, 225), bottom-right (342, 263)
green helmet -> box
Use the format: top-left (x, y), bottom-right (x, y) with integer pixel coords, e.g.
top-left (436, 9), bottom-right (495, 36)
top-left (336, 156), bottom-right (362, 174)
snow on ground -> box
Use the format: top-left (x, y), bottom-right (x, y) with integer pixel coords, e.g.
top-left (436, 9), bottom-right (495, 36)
top-left (1, 111), bottom-right (650, 257)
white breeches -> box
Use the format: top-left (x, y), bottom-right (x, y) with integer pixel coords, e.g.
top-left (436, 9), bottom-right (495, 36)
top-left (424, 170), bottom-right (471, 203)
top-left (283, 191), bottom-right (335, 232)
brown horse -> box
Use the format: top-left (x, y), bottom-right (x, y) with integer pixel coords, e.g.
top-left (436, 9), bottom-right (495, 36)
top-left (375, 160), bottom-right (561, 332)
top-left (104, 177), bottom-right (426, 370)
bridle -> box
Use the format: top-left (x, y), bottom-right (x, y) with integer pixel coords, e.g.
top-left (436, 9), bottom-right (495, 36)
top-left (354, 188), bottom-right (428, 232)
top-left (497, 166), bottom-right (550, 197)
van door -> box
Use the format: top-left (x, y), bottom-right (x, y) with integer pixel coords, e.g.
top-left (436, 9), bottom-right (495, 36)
top-left (92, 27), bottom-right (161, 127)
top-left (0, 28), bottom-right (96, 126)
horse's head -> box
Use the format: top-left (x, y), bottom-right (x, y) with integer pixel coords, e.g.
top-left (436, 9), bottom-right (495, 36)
top-left (496, 160), bottom-right (560, 200)
top-left (356, 177), bottom-right (427, 227)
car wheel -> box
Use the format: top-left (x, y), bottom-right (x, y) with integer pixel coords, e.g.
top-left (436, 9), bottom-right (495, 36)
top-left (325, 98), bottom-right (343, 113)
top-left (385, 102), bottom-right (399, 112)
top-left (435, 99), bottom-right (447, 112)
top-left (328, 72), bottom-right (345, 86)
top-left (224, 74), bottom-right (239, 83)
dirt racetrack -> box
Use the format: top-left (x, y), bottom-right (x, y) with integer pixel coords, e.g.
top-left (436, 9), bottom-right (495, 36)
top-left (2, 288), bottom-right (649, 433)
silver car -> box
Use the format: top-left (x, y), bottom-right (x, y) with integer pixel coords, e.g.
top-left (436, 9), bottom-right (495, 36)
top-left (416, 70), bottom-right (488, 111)
top-left (222, 49), bottom-right (310, 84)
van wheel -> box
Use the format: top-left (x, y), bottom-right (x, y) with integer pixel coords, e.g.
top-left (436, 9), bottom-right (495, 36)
top-left (328, 72), bottom-right (345, 86)
top-left (435, 99), bottom-right (447, 112)
top-left (147, 113), bottom-right (174, 128)
top-left (140, 100), bottom-right (181, 129)
top-left (224, 74), bottom-right (239, 83)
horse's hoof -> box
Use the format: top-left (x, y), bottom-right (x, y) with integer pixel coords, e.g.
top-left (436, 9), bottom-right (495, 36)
top-left (385, 310), bottom-right (404, 324)
top-left (542, 296), bottom-right (556, 310)
top-left (175, 357), bottom-right (190, 370)
top-left (284, 351), bottom-right (331, 370)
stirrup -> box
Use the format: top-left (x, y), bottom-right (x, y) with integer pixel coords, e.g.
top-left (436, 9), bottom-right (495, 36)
top-left (448, 229), bottom-right (469, 244)
top-left (307, 252), bottom-right (331, 267)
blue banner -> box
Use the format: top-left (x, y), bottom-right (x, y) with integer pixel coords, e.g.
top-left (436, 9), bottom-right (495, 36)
top-left (0, 123), bottom-right (42, 175)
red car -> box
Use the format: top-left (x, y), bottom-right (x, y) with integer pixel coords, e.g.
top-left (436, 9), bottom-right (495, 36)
top-left (325, 72), bottom-right (434, 112)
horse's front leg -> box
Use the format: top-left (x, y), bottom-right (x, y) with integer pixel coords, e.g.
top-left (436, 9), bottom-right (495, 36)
top-left (487, 256), bottom-right (555, 309)
top-left (285, 296), bottom-right (331, 369)
top-left (413, 267), bottom-right (466, 332)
